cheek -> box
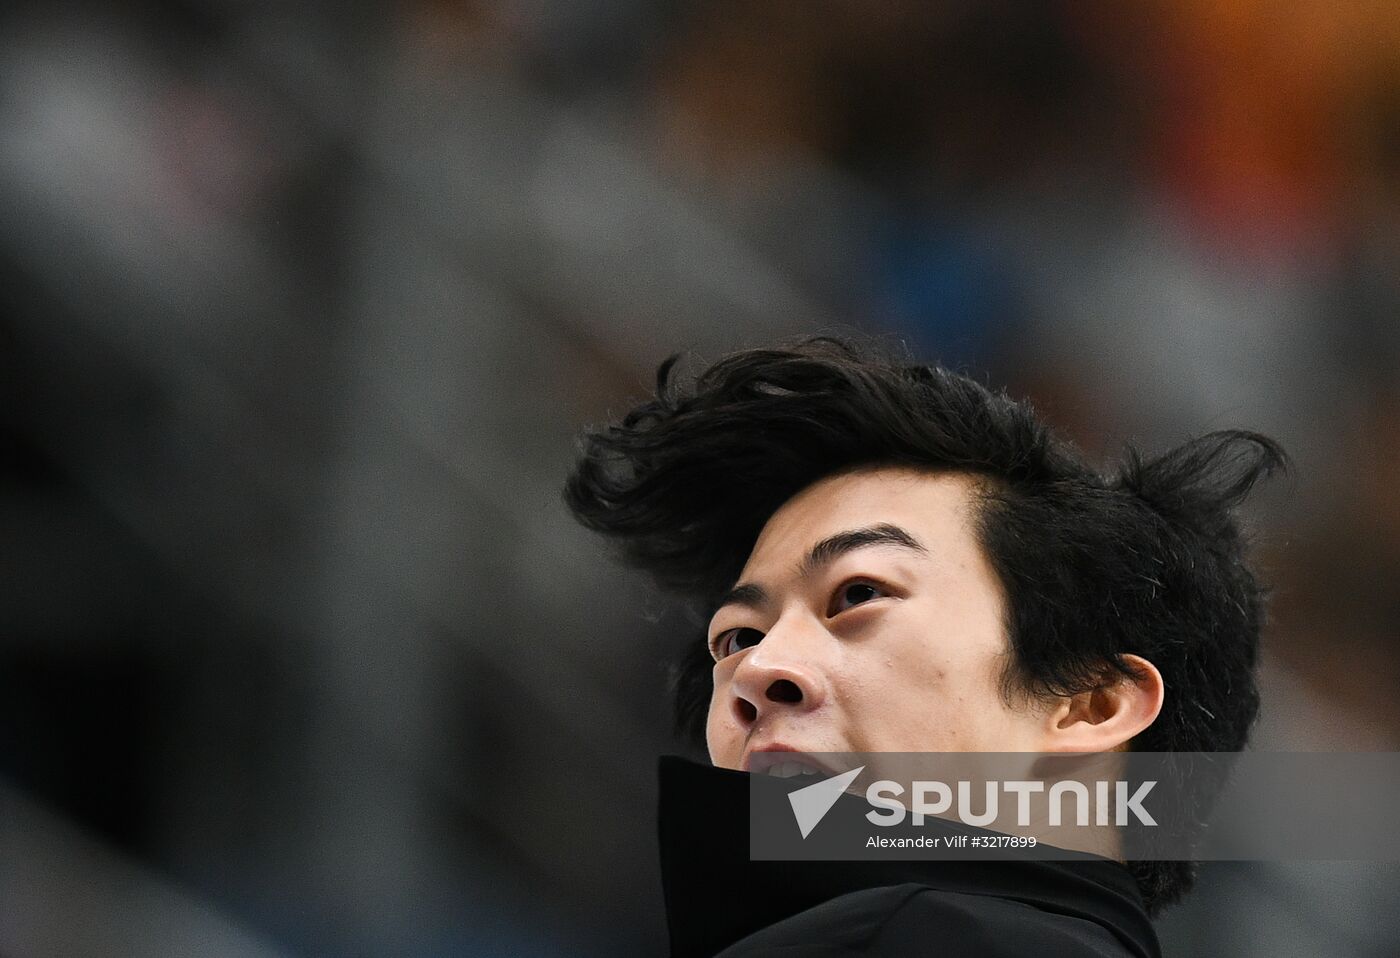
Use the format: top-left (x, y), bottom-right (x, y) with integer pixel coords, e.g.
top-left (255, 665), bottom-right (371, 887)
top-left (908, 602), bottom-right (1006, 693)
top-left (862, 611), bottom-right (1010, 737)
top-left (705, 682), bottom-right (740, 767)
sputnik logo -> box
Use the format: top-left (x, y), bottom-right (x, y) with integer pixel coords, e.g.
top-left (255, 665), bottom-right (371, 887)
top-left (787, 766), bottom-right (865, 838)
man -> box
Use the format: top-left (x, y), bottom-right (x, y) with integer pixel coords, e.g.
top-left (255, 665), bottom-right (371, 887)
top-left (565, 337), bottom-right (1285, 956)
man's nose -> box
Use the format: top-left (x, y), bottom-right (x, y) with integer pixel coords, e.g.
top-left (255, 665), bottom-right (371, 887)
top-left (727, 614), bottom-right (827, 728)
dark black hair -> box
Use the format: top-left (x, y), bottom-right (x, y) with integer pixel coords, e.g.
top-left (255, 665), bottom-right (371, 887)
top-left (564, 336), bottom-right (1286, 913)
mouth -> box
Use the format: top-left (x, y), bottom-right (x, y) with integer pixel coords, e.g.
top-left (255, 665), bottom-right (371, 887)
top-left (744, 748), bottom-right (833, 779)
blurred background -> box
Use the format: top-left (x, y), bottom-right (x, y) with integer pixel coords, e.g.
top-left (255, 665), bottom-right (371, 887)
top-left (2, 1), bottom-right (1398, 955)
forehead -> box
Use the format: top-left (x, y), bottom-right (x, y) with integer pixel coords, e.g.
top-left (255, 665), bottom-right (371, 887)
top-left (743, 467), bottom-right (983, 571)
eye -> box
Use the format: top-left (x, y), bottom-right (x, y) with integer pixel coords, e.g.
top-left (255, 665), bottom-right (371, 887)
top-left (829, 580), bottom-right (885, 616)
top-left (711, 627), bottom-right (764, 661)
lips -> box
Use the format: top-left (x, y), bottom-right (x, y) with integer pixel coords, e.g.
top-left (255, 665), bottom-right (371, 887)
top-left (743, 747), bottom-right (834, 778)
top-left (760, 759), bottom-right (827, 779)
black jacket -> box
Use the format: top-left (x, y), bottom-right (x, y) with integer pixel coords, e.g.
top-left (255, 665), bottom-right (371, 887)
top-left (658, 756), bottom-right (1161, 958)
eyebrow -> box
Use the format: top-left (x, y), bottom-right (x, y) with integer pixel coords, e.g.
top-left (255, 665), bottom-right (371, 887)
top-left (713, 523), bottom-right (928, 613)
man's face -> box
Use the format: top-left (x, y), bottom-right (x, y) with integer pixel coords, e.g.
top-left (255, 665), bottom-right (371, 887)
top-left (705, 466), bottom-right (1052, 770)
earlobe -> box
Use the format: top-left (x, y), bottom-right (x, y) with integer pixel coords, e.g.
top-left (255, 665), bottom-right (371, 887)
top-left (1044, 654), bottom-right (1164, 753)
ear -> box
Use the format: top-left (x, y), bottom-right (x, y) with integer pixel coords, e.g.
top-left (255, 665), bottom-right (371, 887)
top-left (1042, 654), bottom-right (1164, 752)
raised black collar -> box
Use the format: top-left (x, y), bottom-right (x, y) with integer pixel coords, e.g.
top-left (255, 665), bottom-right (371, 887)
top-left (657, 755), bottom-right (1160, 958)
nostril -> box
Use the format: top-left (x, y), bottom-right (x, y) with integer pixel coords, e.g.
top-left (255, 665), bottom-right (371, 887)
top-left (735, 698), bottom-right (757, 723)
top-left (765, 679), bottom-right (803, 704)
